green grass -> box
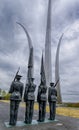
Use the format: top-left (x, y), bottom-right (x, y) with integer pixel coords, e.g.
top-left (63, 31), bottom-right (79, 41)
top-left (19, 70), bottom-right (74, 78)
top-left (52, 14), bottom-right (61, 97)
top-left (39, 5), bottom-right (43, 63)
top-left (63, 103), bottom-right (79, 108)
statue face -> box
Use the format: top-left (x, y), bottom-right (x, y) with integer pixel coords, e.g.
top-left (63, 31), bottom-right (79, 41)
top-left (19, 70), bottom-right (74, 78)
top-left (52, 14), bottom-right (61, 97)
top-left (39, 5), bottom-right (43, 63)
top-left (50, 83), bottom-right (54, 86)
top-left (17, 77), bottom-right (21, 81)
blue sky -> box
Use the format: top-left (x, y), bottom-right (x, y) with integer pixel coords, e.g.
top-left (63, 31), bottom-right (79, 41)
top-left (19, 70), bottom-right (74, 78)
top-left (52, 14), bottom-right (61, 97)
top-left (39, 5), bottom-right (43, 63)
top-left (0, 0), bottom-right (79, 102)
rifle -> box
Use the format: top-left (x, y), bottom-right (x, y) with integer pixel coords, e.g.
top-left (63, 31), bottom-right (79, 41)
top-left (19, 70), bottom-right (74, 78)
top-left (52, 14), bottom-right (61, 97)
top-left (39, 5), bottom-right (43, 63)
top-left (13, 67), bottom-right (20, 82)
top-left (54, 79), bottom-right (59, 87)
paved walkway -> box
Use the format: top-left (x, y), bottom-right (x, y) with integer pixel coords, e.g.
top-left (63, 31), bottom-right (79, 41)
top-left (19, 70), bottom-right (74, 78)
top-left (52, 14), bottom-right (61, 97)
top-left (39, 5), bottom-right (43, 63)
top-left (0, 101), bottom-right (79, 130)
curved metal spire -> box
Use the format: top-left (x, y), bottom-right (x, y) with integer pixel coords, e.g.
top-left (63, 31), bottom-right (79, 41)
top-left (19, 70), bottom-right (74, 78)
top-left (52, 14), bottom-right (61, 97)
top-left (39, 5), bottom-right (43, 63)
top-left (55, 33), bottom-right (64, 104)
top-left (27, 47), bottom-right (33, 83)
top-left (40, 53), bottom-right (46, 85)
top-left (16, 22), bottom-right (33, 49)
top-left (16, 22), bottom-right (34, 83)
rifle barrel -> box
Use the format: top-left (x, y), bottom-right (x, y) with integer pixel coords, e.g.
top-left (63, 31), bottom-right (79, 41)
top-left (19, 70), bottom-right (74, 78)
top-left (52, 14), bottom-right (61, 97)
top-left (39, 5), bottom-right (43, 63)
top-left (13, 67), bottom-right (20, 81)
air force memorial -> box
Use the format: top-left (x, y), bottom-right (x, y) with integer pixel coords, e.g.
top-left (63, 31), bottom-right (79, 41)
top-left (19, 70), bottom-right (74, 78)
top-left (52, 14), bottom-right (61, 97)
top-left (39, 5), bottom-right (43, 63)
top-left (8, 48), bottom-right (58, 126)
top-left (5, 0), bottom-right (63, 127)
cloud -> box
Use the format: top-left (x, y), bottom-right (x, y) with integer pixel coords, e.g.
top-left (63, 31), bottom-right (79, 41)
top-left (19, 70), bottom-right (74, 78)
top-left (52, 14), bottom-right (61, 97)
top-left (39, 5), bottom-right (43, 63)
top-left (58, 20), bottom-right (79, 102)
top-left (0, 0), bottom-right (79, 102)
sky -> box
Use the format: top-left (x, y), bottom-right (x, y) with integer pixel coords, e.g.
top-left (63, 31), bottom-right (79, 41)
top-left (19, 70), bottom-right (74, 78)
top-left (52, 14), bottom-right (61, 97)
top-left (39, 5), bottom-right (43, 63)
top-left (0, 0), bottom-right (79, 102)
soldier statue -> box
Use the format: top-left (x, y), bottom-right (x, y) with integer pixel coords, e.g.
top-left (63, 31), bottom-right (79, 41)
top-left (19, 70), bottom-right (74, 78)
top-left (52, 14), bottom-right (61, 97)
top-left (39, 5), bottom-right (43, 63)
top-left (37, 81), bottom-right (47, 122)
top-left (48, 82), bottom-right (57, 120)
top-left (24, 78), bottom-right (36, 124)
top-left (9, 74), bottom-right (24, 126)
top-left (37, 54), bottom-right (47, 122)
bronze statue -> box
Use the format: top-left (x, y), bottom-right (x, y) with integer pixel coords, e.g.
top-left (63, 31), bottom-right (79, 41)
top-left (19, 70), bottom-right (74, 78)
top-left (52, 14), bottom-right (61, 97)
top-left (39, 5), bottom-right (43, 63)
top-left (24, 46), bottom-right (36, 124)
top-left (37, 54), bottom-right (47, 122)
top-left (48, 82), bottom-right (57, 120)
top-left (37, 82), bottom-right (47, 122)
top-left (24, 78), bottom-right (36, 124)
top-left (9, 74), bottom-right (24, 126)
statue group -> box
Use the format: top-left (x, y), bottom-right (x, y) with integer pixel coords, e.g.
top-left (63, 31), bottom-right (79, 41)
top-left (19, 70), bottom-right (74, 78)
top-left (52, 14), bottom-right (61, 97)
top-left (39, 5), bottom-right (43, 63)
top-left (8, 52), bottom-right (57, 126)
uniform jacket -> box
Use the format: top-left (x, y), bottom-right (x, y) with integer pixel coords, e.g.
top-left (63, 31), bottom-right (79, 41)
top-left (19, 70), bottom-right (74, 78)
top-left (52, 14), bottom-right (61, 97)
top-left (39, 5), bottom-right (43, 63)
top-left (9, 81), bottom-right (24, 101)
top-left (24, 83), bottom-right (36, 101)
top-left (48, 87), bottom-right (57, 102)
top-left (37, 84), bottom-right (47, 102)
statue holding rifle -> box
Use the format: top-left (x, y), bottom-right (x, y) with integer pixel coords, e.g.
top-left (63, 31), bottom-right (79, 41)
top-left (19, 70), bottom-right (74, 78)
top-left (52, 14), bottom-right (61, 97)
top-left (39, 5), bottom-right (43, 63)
top-left (48, 80), bottom-right (58, 120)
top-left (9, 68), bottom-right (24, 126)
top-left (24, 48), bottom-right (36, 124)
top-left (37, 54), bottom-right (47, 122)
top-left (24, 77), bottom-right (36, 124)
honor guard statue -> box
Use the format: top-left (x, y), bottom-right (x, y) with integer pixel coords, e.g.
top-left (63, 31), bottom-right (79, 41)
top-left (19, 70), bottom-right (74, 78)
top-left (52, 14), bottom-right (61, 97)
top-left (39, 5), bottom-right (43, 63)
top-left (24, 46), bottom-right (36, 124)
top-left (24, 78), bottom-right (36, 124)
top-left (37, 54), bottom-right (47, 122)
top-left (48, 82), bottom-right (57, 120)
top-left (9, 74), bottom-right (24, 126)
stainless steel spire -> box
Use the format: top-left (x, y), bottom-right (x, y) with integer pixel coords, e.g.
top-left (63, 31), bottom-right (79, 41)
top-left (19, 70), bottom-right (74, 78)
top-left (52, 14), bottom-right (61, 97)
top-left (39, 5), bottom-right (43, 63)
top-left (45, 0), bottom-right (52, 86)
top-left (40, 53), bottom-right (46, 85)
top-left (16, 22), bottom-right (34, 83)
top-left (16, 22), bottom-right (33, 49)
top-left (55, 34), bottom-right (63, 104)
top-left (27, 47), bottom-right (34, 83)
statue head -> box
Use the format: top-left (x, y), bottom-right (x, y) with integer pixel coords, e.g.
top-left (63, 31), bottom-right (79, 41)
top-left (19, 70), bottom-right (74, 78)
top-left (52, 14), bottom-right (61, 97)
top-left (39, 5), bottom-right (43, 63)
top-left (31, 78), bottom-right (34, 82)
top-left (16, 74), bottom-right (22, 81)
top-left (50, 82), bottom-right (54, 87)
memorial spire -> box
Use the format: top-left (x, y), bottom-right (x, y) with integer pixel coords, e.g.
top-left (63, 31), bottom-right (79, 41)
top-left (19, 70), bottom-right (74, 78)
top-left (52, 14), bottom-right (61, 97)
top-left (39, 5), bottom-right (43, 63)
top-left (45, 0), bottom-right (52, 86)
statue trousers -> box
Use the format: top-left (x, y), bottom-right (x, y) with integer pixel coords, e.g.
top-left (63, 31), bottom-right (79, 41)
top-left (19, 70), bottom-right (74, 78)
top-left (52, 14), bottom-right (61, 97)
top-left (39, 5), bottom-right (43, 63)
top-left (25, 100), bottom-right (34, 123)
top-left (38, 101), bottom-right (46, 122)
top-left (9, 100), bottom-right (20, 125)
top-left (49, 101), bottom-right (56, 120)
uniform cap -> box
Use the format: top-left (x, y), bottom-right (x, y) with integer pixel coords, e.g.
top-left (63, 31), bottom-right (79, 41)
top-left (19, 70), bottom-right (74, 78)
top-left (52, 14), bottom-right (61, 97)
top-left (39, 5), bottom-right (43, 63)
top-left (50, 82), bottom-right (54, 86)
top-left (16, 74), bottom-right (22, 78)
top-left (31, 78), bottom-right (34, 80)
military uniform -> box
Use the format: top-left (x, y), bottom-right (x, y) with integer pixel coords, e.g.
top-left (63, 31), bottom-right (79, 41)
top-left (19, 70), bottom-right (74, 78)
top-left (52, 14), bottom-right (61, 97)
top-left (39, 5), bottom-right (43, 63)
top-left (48, 83), bottom-right (57, 120)
top-left (24, 79), bottom-right (36, 124)
top-left (37, 84), bottom-right (47, 122)
top-left (9, 75), bottom-right (23, 125)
